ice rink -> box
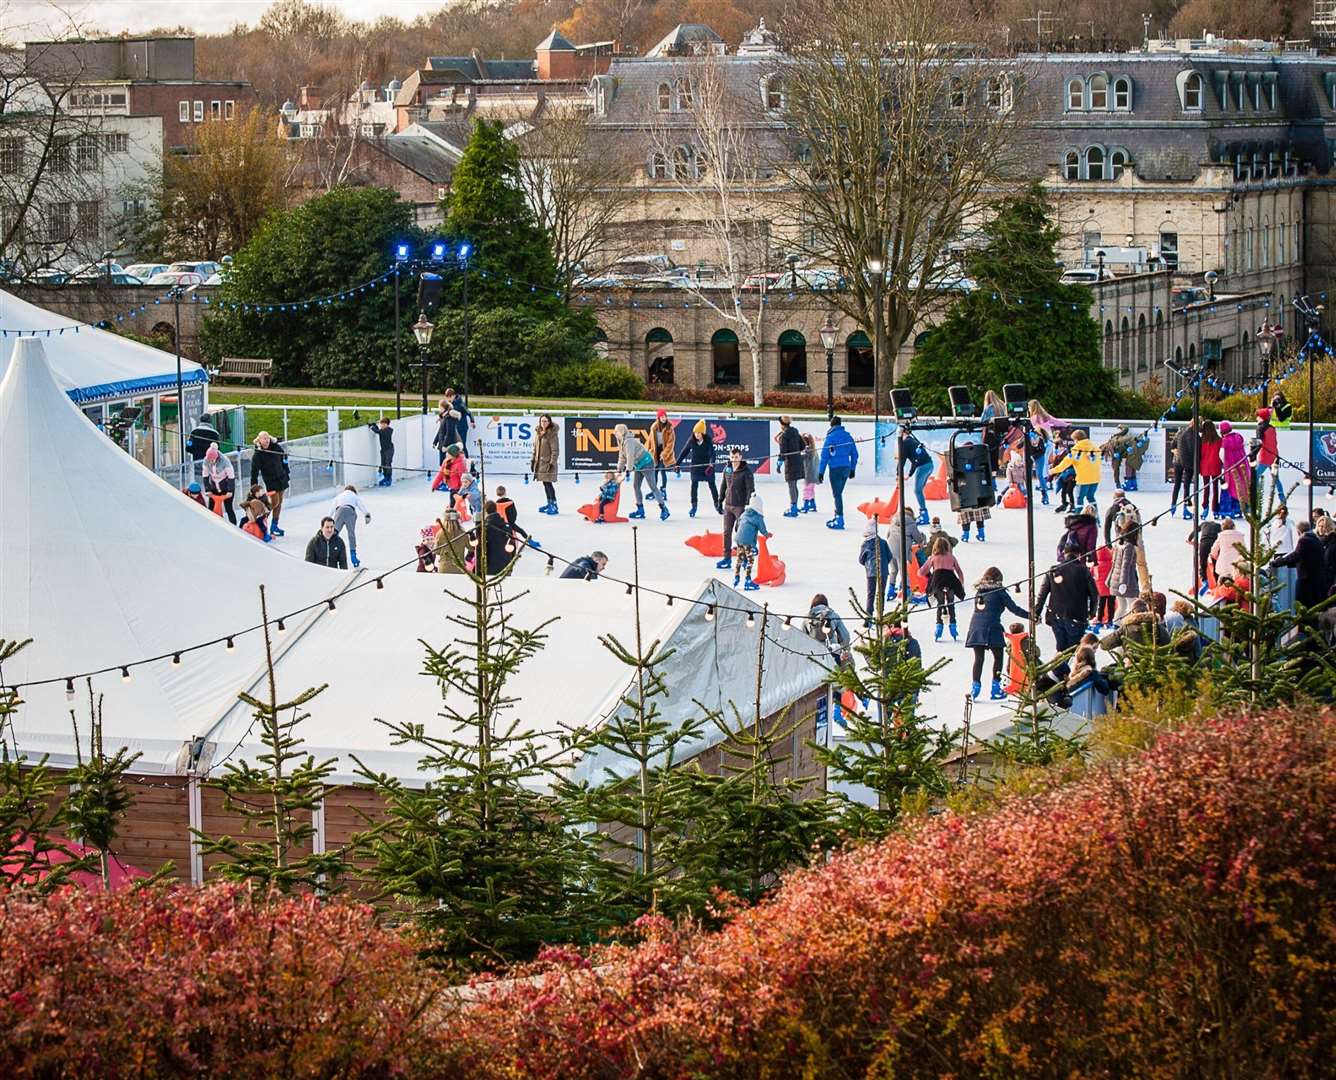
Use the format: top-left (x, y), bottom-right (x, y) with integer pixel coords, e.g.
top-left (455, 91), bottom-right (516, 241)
top-left (270, 466), bottom-right (1309, 733)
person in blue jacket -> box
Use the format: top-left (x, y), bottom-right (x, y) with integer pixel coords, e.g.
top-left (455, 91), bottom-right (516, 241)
top-left (859, 519), bottom-right (892, 625)
top-left (817, 415), bottom-right (858, 530)
top-left (965, 565), bottom-right (1030, 701)
top-left (731, 494), bottom-right (770, 591)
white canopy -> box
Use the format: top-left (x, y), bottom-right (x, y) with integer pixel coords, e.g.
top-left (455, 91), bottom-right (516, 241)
top-left (0, 288), bottom-right (206, 404)
top-left (0, 338), bottom-right (825, 786)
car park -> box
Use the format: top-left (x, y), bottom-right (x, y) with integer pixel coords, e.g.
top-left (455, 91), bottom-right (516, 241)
top-left (124, 263), bottom-right (170, 280)
top-left (167, 260), bottom-right (221, 278)
top-left (154, 271), bottom-right (205, 287)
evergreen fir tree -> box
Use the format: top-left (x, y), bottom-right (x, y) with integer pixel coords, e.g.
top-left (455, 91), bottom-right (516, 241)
top-left (441, 118), bottom-right (561, 314)
top-left (812, 597), bottom-right (956, 839)
top-left (0, 639), bottom-right (94, 890)
top-left (194, 587), bottom-right (347, 893)
top-left (359, 499), bottom-right (588, 973)
top-left (64, 682), bottom-right (141, 888)
top-left (903, 183), bottom-right (1114, 416)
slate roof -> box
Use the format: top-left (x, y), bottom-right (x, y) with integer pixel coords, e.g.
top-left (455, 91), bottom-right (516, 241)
top-left (375, 135), bottom-right (459, 183)
top-left (646, 23), bottom-right (725, 57)
top-left (536, 29), bottom-right (577, 52)
top-left (426, 56), bottom-right (537, 81)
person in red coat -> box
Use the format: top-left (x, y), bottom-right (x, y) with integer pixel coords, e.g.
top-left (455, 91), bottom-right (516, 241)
top-left (1253, 408), bottom-right (1286, 508)
top-left (1198, 420), bottom-right (1223, 518)
top-left (1093, 544), bottom-right (1115, 629)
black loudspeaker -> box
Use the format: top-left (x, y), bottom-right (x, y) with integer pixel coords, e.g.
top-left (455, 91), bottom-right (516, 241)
top-left (417, 272), bottom-right (444, 315)
top-left (1003, 383), bottom-right (1028, 418)
top-left (948, 385), bottom-right (975, 418)
top-left (890, 387), bottom-right (916, 421)
top-left (949, 440), bottom-right (995, 511)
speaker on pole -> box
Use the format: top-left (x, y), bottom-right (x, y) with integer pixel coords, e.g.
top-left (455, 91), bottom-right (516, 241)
top-left (417, 272), bottom-right (444, 316)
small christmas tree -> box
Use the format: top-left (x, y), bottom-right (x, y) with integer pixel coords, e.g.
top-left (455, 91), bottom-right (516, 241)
top-left (64, 682), bottom-right (141, 888)
top-left (194, 587), bottom-right (346, 892)
top-left (813, 597), bottom-right (956, 839)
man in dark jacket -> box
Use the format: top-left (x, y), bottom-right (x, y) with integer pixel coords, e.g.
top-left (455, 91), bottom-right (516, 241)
top-left (776, 417), bottom-right (805, 517)
top-left (249, 431), bottom-right (290, 537)
top-left (432, 388), bottom-right (472, 461)
top-left (1171, 422), bottom-right (1198, 519)
top-left (1103, 490), bottom-right (1133, 547)
top-left (686, 421), bottom-right (720, 517)
top-left (717, 448), bottom-right (754, 570)
top-left (369, 418), bottom-right (394, 486)
top-left (1190, 518), bottom-right (1222, 591)
top-left (1035, 540), bottom-right (1099, 677)
top-left (471, 500), bottom-right (515, 576)
top-left (1274, 521), bottom-right (1328, 610)
top-left (859, 522), bottom-right (892, 625)
top-left (304, 517), bottom-right (348, 569)
top-left (560, 551), bottom-right (608, 580)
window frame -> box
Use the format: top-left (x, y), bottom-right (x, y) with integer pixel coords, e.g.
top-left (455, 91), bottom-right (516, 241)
top-left (193, 100), bottom-right (204, 122)
top-left (210, 100), bottom-right (221, 120)
top-left (675, 79), bottom-right (693, 111)
top-left (1109, 148), bottom-right (1128, 180)
top-left (179, 100), bottom-right (190, 122)
top-left (225, 100), bottom-right (236, 120)
top-left (1066, 77), bottom-right (1084, 111)
top-left (648, 152), bottom-right (670, 180)
top-left (987, 76), bottom-right (1011, 113)
top-left (1183, 73), bottom-right (1203, 111)
top-left (1064, 149), bottom-right (1080, 180)
top-left (657, 82), bottom-right (672, 111)
top-left (1089, 73), bottom-right (1108, 110)
top-left (765, 76), bottom-right (785, 111)
top-left (0, 136), bottom-right (22, 175)
top-left (1085, 145), bottom-right (1105, 181)
top-left (1112, 76), bottom-right (1131, 111)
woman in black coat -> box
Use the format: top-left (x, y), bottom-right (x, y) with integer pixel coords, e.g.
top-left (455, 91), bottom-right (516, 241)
top-left (686, 421), bottom-right (721, 517)
top-left (965, 566), bottom-right (1030, 701)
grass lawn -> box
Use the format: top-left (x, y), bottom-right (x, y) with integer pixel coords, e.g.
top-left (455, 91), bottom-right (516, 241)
top-left (208, 386), bottom-right (813, 442)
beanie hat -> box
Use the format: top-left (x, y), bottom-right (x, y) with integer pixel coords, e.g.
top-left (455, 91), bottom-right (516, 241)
top-left (693, 419), bottom-right (707, 437)
top-left (1257, 407), bottom-right (1271, 421)
top-left (656, 408), bottom-right (668, 420)
top-left (748, 494), bottom-right (764, 515)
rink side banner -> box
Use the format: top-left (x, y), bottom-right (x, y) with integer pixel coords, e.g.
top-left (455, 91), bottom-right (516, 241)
top-left (564, 416), bottom-right (772, 473)
top-left (468, 414), bottom-right (555, 471)
top-left (1313, 427), bottom-right (1336, 486)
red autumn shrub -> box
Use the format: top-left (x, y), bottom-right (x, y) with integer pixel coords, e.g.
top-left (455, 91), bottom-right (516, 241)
top-left (435, 709), bottom-right (1336, 1079)
top-left (0, 884), bottom-right (444, 1078)
top-left (644, 385), bottom-right (874, 414)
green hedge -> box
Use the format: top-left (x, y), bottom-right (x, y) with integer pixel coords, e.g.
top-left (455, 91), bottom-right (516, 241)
top-left (532, 360), bottom-right (644, 400)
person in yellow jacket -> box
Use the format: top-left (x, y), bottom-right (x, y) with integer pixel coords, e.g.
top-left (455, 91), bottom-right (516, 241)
top-left (1049, 428), bottom-right (1102, 511)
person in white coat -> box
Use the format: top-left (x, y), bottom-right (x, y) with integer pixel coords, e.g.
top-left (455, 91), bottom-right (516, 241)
top-left (331, 485), bottom-right (371, 568)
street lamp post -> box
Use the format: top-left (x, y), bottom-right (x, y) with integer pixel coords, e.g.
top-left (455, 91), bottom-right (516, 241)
top-left (1257, 320), bottom-right (1282, 405)
top-left (459, 244), bottom-right (472, 399)
top-left (868, 256), bottom-right (885, 455)
top-left (411, 312), bottom-right (436, 415)
top-left (819, 312), bottom-right (838, 422)
top-left (1095, 248), bottom-right (1106, 281)
top-left (394, 243), bottom-right (409, 418)
top-left (1298, 296), bottom-right (1325, 522)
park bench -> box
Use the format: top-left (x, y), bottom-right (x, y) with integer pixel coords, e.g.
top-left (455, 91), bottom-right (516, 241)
top-left (216, 357), bottom-right (274, 386)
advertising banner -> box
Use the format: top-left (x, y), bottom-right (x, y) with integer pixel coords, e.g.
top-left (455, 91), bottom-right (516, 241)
top-left (1312, 426), bottom-right (1336, 486)
top-left (563, 415), bottom-right (772, 474)
top-left (468, 413), bottom-right (555, 474)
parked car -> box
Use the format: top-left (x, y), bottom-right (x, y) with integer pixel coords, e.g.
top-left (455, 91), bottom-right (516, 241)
top-left (167, 260), bottom-right (221, 278)
top-left (203, 272), bottom-right (225, 285)
top-left (1171, 286), bottom-right (1209, 309)
top-left (31, 268), bottom-right (70, 285)
top-left (155, 271), bottom-right (205, 287)
top-left (124, 262), bottom-right (170, 280)
top-left (741, 271), bottom-right (784, 292)
top-left (1059, 268), bottom-right (1102, 285)
top-left (71, 261), bottom-right (128, 279)
top-left (71, 272), bottom-right (145, 285)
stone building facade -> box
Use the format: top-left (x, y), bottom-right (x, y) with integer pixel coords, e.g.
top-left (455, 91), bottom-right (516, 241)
top-left (582, 28), bottom-right (1336, 395)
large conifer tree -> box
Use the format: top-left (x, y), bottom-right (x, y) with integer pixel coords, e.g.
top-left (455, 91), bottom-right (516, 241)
top-left (903, 183), bottom-right (1114, 415)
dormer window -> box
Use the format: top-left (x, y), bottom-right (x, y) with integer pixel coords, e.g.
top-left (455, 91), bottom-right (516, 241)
top-left (1268, 82), bottom-right (1277, 109)
top-left (765, 76), bottom-right (785, 111)
top-left (1253, 82), bottom-right (1263, 110)
top-left (676, 79), bottom-right (693, 110)
top-left (648, 152), bottom-right (669, 179)
top-left (1235, 82), bottom-right (1246, 110)
top-left (1089, 74), bottom-right (1108, 110)
top-left (1086, 145), bottom-right (1105, 181)
top-left (1183, 72), bottom-right (1203, 111)
top-left (1113, 77), bottom-right (1131, 110)
top-left (657, 82), bottom-right (672, 111)
top-left (1064, 149), bottom-right (1080, 179)
top-left (988, 76), bottom-right (1012, 113)
top-left (1066, 78), bottom-right (1083, 110)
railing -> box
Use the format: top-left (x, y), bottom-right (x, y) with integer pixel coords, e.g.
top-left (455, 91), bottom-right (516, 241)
top-left (158, 430), bottom-right (345, 502)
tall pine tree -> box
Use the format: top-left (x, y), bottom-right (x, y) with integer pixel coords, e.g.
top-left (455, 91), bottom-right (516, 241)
top-left (903, 183), bottom-right (1114, 416)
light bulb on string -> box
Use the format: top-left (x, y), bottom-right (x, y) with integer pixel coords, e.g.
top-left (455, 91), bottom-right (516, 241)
top-left (746, 612), bottom-right (756, 629)
top-left (545, 556), bottom-right (554, 576)
top-left (375, 578), bottom-right (384, 589)
top-left (625, 584), bottom-right (633, 596)
top-left (327, 599), bottom-right (337, 614)
top-left (172, 652), bottom-right (182, 666)
top-left (666, 595), bottom-right (673, 606)
top-left (225, 637), bottom-right (235, 651)
top-left (705, 604), bottom-right (716, 622)
top-left (121, 666), bottom-right (131, 683)
top-left (276, 618), bottom-right (287, 634)
top-left (65, 678), bottom-right (75, 700)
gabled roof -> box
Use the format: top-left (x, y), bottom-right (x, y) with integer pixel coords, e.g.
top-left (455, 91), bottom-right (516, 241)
top-left (376, 134), bottom-right (460, 183)
top-left (646, 23), bottom-right (725, 58)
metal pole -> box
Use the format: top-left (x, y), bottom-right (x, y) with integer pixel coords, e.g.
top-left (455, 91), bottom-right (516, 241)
top-left (420, 345), bottom-right (430, 415)
top-left (1023, 420), bottom-right (1036, 645)
top-left (896, 426), bottom-right (907, 604)
top-left (394, 268), bottom-right (402, 419)
top-left (173, 287), bottom-right (186, 471)
top-left (873, 275), bottom-right (883, 456)
top-left (1192, 371), bottom-right (1202, 599)
top-left (825, 345), bottom-right (834, 422)
top-left (462, 260), bottom-right (470, 398)
top-left (1309, 332), bottom-right (1317, 523)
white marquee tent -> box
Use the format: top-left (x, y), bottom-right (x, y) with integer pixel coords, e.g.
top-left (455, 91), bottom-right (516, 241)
top-left (0, 338), bottom-right (822, 787)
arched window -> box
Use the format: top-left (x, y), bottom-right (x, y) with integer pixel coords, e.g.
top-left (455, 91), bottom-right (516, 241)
top-left (1155, 310), bottom-right (1165, 366)
top-left (646, 327), bottom-right (673, 384)
top-left (1175, 345), bottom-right (1183, 365)
top-left (592, 326), bottom-right (610, 358)
top-left (846, 331), bottom-right (873, 389)
top-left (1279, 218), bottom-right (1287, 263)
top-left (1104, 319), bottom-right (1115, 365)
top-left (1109, 148), bottom-right (1128, 179)
top-left (711, 328), bottom-right (740, 386)
top-left (988, 76), bottom-right (1012, 112)
top-left (1085, 146), bottom-right (1105, 181)
top-left (1089, 74), bottom-right (1109, 110)
top-left (1067, 78), bottom-right (1084, 110)
top-left (648, 152), bottom-right (669, 180)
top-left (1064, 150), bottom-right (1080, 180)
top-left (1136, 313), bottom-right (1148, 371)
top-left (778, 329), bottom-right (807, 386)
top-left (1120, 316), bottom-right (1131, 373)
top-left (1159, 229), bottom-right (1178, 270)
top-left (657, 82), bottom-right (672, 111)
top-left (675, 79), bottom-right (693, 110)
top-left (1246, 224), bottom-right (1255, 271)
top-left (672, 145), bottom-right (693, 179)
top-left (1183, 72), bottom-right (1203, 110)
top-left (1113, 76), bottom-right (1131, 110)
top-left (1261, 219), bottom-right (1271, 268)
top-left (765, 76), bottom-right (785, 111)
top-left (1294, 216), bottom-right (1302, 262)
top-left (1188, 342), bottom-right (1197, 364)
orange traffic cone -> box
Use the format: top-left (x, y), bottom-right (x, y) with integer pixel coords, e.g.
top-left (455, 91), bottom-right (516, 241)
top-left (1004, 629), bottom-right (1029, 694)
top-left (924, 454), bottom-right (949, 501)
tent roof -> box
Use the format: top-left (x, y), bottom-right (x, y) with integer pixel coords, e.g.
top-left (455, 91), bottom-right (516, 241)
top-left (0, 338), bottom-right (684, 784)
top-left (0, 288), bottom-right (206, 403)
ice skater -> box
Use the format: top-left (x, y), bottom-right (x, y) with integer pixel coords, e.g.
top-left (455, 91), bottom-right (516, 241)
top-left (731, 494), bottom-right (769, 591)
top-left (966, 566), bottom-right (1030, 701)
top-left (330, 484), bottom-right (371, 568)
top-left (368, 417), bottom-right (395, 486)
top-left (593, 471), bottom-right (619, 523)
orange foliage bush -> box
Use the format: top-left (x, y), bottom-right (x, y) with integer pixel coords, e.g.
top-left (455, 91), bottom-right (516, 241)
top-left (436, 708), bottom-right (1336, 1078)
